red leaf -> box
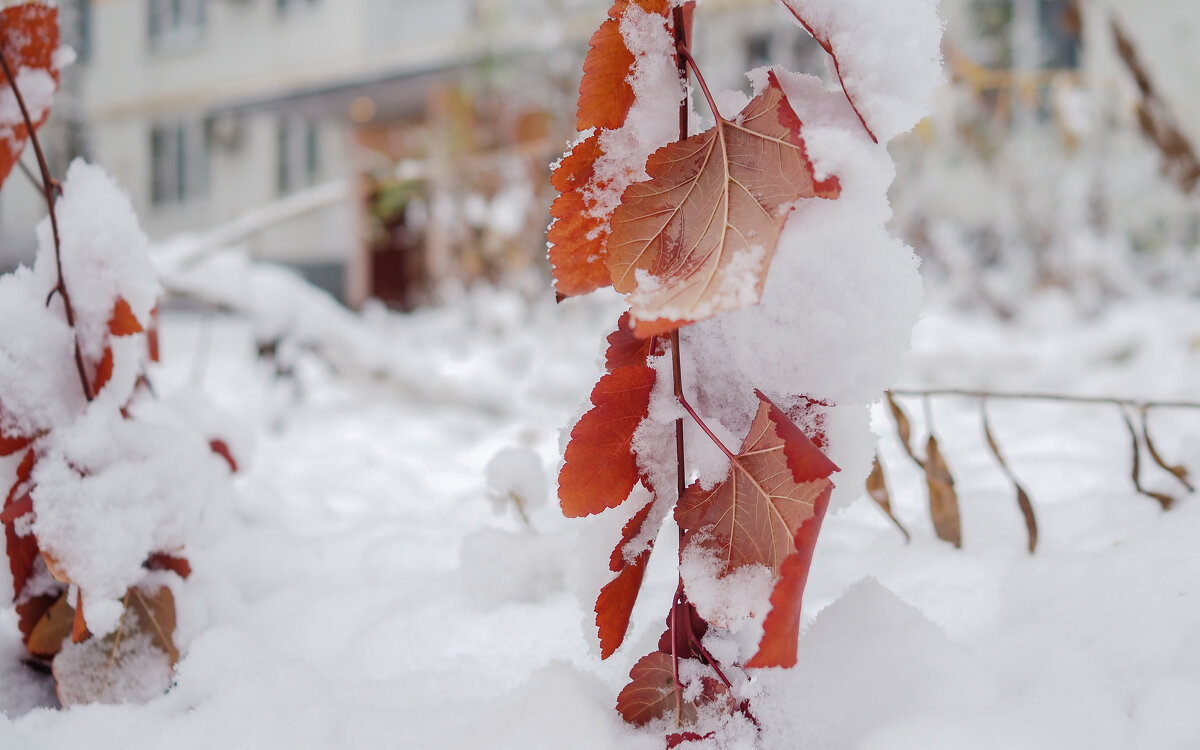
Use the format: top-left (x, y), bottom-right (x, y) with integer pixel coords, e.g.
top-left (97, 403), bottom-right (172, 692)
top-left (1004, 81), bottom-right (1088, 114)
top-left (745, 487), bottom-right (831, 669)
top-left (656, 593), bottom-right (708, 660)
top-left (0, 431), bottom-right (31, 457)
top-left (146, 305), bottom-right (161, 362)
top-left (605, 311), bottom-right (656, 373)
top-left (608, 71), bottom-right (840, 338)
top-left (4, 449), bottom-right (38, 600)
top-left (576, 0), bottom-right (671, 132)
top-left (108, 297), bottom-right (144, 336)
top-left (559, 365), bottom-right (656, 518)
top-left (209, 438), bottom-right (238, 473)
top-left (777, 1), bottom-right (878, 143)
top-left (145, 552), bottom-right (192, 580)
top-left (616, 652), bottom-right (734, 727)
top-left (596, 495), bottom-right (658, 658)
top-left (91, 346), bottom-right (114, 395)
top-left (676, 392), bottom-right (837, 580)
top-left (0, 3), bottom-right (60, 190)
top-left (667, 732), bottom-right (712, 748)
top-left (547, 134), bottom-right (615, 297)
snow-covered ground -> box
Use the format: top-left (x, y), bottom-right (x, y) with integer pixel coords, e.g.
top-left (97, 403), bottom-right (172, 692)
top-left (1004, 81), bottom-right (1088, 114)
top-left (1, 286), bottom-right (1199, 749)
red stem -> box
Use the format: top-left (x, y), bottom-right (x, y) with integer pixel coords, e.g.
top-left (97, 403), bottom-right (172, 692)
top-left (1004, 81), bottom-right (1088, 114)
top-left (674, 44), bottom-right (722, 124)
top-left (785, 10), bottom-right (878, 143)
top-left (0, 46), bottom-right (93, 401)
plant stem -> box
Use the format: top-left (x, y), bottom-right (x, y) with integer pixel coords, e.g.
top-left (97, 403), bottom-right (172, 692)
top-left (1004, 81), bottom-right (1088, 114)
top-left (670, 6), bottom-right (689, 728)
top-left (0, 46), bottom-right (92, 402)
top-left (674, 44), bottom-right (722, 124)
top-left (888, 388), bottom-right (1200, 411)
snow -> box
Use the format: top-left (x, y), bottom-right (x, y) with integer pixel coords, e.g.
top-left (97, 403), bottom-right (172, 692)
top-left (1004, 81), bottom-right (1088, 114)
top-left (0, 282), bottom-right (1198, 746)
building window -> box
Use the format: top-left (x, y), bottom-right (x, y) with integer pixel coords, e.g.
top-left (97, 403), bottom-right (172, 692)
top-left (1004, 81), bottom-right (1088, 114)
top-left (148, 0), bottom-right (207, 46)
top-left (277, 117), bottom-right (321, 195)
top-left (150, 121), bottom-right (209, 207)
top-left (276, 0), bottom-right (319, 16)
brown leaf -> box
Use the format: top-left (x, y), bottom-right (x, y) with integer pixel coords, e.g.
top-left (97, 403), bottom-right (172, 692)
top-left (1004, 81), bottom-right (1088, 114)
top-left (924, 435), bottom-right (962, 547)
top-left (144, 552), bottom-right (192, 580)
top-left (1122, 407), bottom-right (1173, 510)
top-left (865, 454), bottom-right (910, 542)
top-left (129, 585), bottom-right (180, 665)
top-left (27, 591), bottom-right (73, 660)
top-left (676, 392), bottom-right (837, 583)
top-left (559, 366), bottom-right (656, 518)
top-left (71, 588), bottom-right (89, 643)
top-left (981, 405), bottom-right (1037, 553)
top-left (1141, 408), bottom-right (1194, 493)
top-left (885, 392), bottom-right (922, 467)
top-left (615, 652), bottom-right (733, 727)
top-left (608, 71), bottom-right (840, 338)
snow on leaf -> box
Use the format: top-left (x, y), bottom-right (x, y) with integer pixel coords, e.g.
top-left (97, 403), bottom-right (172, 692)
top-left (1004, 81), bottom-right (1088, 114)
top-left (615, 652), bottom-right (733, 727)
top-left (676, 391), bottom-right (837, 580)
top-left (559, 365), bottom-right (656, 518)
top-left (547, 134), bottom-right (615, 297)
top-left (607, 72), bottom-right (840, 338)
top-left (596, 495), bottom-right (657, 658)
top-left (576, 0), bottom-right (671, 133)
top-left (0, 2), bottom-right (59, 190)
top-left (144, 552), bottom-right (192, 580)
top-left (4, 449), bottom-right (38, 599)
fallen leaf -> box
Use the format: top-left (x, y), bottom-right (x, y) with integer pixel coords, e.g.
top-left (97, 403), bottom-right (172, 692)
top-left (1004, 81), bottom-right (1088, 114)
top-left (0, 2), bottom-right (59, 190)
top-left (559, 366), bottom-right (656, 518)
top-left (924, 435), bottom-right (962, 547)
top-left (616, 652), bottom-right (733, 727)
top-left (676, 391), bottom-right (837, 581)
top-left (608, 71), bottom-right (840, 338)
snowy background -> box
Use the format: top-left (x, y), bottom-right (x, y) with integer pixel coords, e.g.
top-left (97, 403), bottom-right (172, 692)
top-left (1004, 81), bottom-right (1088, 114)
top-left (1, 282), bottom-right (1197, 748)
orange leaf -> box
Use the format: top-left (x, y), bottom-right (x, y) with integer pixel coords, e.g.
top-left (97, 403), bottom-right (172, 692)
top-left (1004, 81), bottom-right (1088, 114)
top-left (605, 311), bottom-right (656, 373)
top-left (108, 297), bottom-right (144, 336)
top-left (16, 592), bottom-right (57, 647)
top-left (0, 428), bottom-right (31, 457)
top-left (676, 391), bottom-right (837, 579)
top-left (547, 134), bottom-right (615, 297)
top-left (71, 588), bottom-right (89, 643)
top-left (745, 488), bottom-right (831, 669)
top-left (146, 305), bottom-right (161, 362)
top-left (0, 3), bottom-right (60, 190)
top-left (4, 449), bottom-right (38, 599)
top-left (596, 495), bottom-right (658, 658)
top-left (616, 652), bottom-right (733, 727)
top-left (576, 0), bottom-right (671, 132)
top-left (559, 365), bottom-right (656, 518)
top-left (608, 71), bottom-right (840, 338)
top-left (27, 591), bottom-right (73, 659)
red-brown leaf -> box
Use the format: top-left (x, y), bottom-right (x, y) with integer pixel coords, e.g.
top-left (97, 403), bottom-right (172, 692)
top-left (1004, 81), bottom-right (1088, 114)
top-left (27, 591), bottom-right (72, 659)
top-left (577, 0), bottom-right (671, 132)
top-left (4, 449), bottom-right (38, 600)
top-left (596, 495), bottom-right (658, 658)
top-left (676, 392), bottom-right (837, 579)
top-left (108, 297), bottom-right (144, 336)
top-left (605, 311), bottom-right (655, 373)
top-left (17, 592), bottom-right (57, 647)
top-left (745, 487), bottom-right (831, 669)
top-left (548, 134), bottom-right (616, 297)
top-left (209, 438), bottom-right (238, 473)
top-left (616, 651), bottom-right (733, 727)
top-left (0, 430), bottom-right (31, 457)
top-left (608, 71), bottom-right (840, 338)
top-left (0, 3), bottom-right (60, 190)
top-left (145, 552), bottom-right (192, 580)
top-left (559, 365), bottom-right (656, 518)
top-left (91, 346), bottom-right (114, 395)
top-left (147, 305), bottom-right (161, 362)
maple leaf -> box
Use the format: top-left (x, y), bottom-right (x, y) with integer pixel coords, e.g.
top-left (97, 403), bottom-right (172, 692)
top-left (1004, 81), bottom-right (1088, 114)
top-left (0, 3), bottom-right (60, 190)
top-left (616, 652), bottom-right (733, 727)
top-left (596, 495), bottom-right (657, 658)
top-left (675, 392), bottom-right (837, 580)
top-left (576, 0), bottom-right (671, 133)
top-left (607, 71), bottom-right (841, 338)
top-left (4, 449), bottom-right (38, 600)
top-left (559, 365), bottom-right (656, 518)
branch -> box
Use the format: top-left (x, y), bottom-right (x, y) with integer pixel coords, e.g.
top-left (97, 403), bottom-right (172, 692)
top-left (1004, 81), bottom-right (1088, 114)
top-left (0, 45), bottom-right (92, 402)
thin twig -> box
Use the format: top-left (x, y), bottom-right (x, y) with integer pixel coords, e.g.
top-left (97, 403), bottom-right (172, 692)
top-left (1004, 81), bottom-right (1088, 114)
top-left (889, 388), bottom-right (1200, 411)
top-left (0, 46), bottom-right (92, 401)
